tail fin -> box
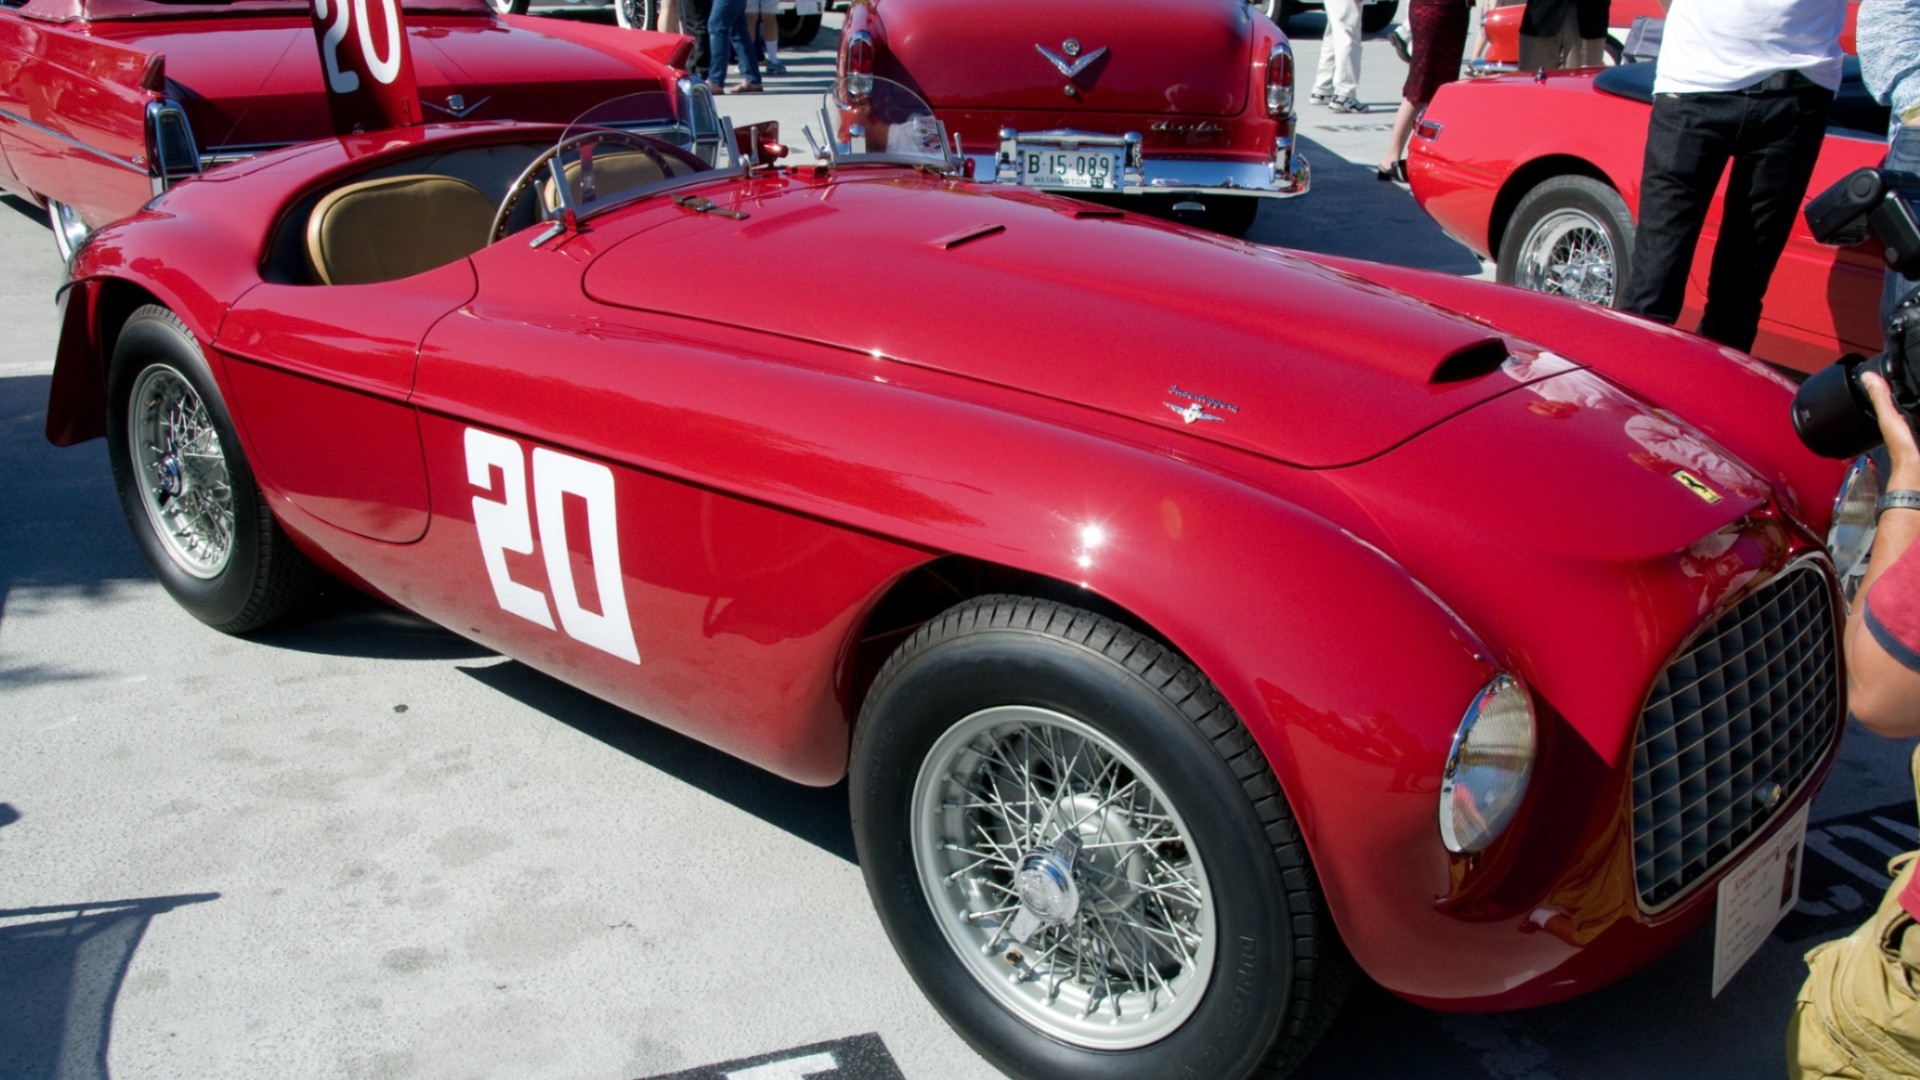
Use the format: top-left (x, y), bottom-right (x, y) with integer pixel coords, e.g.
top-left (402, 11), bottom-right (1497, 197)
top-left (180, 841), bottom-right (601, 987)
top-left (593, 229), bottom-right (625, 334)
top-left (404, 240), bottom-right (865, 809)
top-left (309, 0), bottom-right (422, 133)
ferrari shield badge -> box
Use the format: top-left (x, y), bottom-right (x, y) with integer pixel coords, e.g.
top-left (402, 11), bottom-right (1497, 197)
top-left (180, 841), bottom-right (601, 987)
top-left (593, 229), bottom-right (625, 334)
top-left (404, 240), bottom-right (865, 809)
top-left (1671, 469), bottom-right (1723, 504)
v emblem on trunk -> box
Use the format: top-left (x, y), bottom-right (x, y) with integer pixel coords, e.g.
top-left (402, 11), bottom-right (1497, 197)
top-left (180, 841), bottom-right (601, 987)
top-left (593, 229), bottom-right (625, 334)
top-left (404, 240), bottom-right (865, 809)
top-left (1035, 43), bottom-right (1108, 79)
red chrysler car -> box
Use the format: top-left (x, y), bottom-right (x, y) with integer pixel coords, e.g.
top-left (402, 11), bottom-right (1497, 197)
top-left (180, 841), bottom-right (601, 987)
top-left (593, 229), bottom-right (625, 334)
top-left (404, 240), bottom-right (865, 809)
top-left (42, 69), bottom-right (1861, 1076)
top-left (0, 0), bottom-right (712, 259)
top-left (1409, 58), bottom-right (1887, 373)
top-left (836, 0), bottom-right (1308, 235)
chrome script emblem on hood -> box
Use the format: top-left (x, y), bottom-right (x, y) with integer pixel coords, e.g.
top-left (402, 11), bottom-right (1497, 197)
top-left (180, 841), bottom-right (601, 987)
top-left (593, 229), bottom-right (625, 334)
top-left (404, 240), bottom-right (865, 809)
top-left (423, 94), bottom-right (491, 119)
top-left (1036, 41), bottom-right (1108, 79)
top-left (1164, 387), bottom-right (1238, 425)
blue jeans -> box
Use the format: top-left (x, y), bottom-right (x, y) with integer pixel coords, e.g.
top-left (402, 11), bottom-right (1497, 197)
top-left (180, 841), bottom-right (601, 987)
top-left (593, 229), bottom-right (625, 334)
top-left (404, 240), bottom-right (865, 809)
top-left (1883, 123), bottom-right (1920, 325)
top-left (707, 0), bottom-right (760, 87)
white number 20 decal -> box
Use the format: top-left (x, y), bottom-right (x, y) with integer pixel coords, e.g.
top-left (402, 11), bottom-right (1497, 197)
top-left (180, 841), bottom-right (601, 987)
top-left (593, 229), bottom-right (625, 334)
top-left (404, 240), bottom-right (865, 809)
top-left (465, 428), bottom-right (640, 665)
top-left (315, 0), bottom-right (406, 94)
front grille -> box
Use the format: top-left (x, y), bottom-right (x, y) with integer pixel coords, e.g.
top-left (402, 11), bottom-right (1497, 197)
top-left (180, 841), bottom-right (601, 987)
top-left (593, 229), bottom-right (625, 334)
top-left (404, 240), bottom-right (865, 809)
top-left (1631, 563), bottom-right (1840, 910)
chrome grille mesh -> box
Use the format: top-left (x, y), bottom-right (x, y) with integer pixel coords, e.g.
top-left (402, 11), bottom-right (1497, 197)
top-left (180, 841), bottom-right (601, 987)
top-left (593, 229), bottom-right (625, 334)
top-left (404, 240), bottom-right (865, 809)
top-left (1631, 564), bottom-right (1838, 910)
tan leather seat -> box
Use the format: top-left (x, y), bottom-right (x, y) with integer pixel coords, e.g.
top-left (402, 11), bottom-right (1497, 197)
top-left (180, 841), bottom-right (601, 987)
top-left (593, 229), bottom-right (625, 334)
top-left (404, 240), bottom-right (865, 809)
top-left (306, 174), bottom-right (495, 286)
top-left (540, 150), bottom-right (678, 213)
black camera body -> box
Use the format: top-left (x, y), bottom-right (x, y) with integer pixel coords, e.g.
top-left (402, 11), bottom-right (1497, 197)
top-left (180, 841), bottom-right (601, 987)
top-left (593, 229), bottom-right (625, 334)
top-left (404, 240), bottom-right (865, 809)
top-left (1795, 167), bottom-right (1920, 457)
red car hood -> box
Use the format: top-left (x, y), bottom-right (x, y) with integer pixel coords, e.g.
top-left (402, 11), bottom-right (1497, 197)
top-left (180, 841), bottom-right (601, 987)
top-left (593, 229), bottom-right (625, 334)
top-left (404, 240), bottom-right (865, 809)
top-left (877, 0), bottom-right (1253, 117)
top-left (583, 175), bottom-right (1556, 468)
top-left (89, 15), bottom-right (668, 149)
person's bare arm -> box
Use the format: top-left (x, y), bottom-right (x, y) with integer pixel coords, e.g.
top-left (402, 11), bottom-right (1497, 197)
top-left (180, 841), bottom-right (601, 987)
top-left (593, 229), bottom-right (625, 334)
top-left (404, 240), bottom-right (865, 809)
top-left (1845, 373), bottom-right (1920, 737)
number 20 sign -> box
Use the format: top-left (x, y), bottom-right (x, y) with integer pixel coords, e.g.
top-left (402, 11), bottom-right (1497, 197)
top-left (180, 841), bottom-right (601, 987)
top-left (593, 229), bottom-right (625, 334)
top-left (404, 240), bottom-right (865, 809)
top-left (305, 0), bottom-right (422, 132)
top-left (465, 428), bottom-right (641, 665)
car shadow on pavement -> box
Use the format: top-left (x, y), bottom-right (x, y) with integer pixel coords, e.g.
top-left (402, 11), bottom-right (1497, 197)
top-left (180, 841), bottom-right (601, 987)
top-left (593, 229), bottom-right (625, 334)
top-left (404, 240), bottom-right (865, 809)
top-left (0, 893), bottom-right (220, 1080)
top-left (459, 658), bottom-right (858, 862)
top-left (0, 374), bottom-right (152, 640)
top-left (1250, 136), bottom-right (1487, 276)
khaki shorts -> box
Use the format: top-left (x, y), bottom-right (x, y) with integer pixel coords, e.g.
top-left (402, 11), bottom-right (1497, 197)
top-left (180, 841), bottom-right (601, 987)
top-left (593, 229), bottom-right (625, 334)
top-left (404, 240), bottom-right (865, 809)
top-left (1788, 746), bottom-right (1920, 1079)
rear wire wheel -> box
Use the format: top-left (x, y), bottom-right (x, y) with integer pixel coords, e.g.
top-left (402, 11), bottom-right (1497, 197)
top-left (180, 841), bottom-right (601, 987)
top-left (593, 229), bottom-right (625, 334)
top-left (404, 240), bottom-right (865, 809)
top-left (851, 596), bottom-right (1351, 1079)
top-left (1497, 175), bottom-right (1635, 307)
top-left (106, 305), bottom-right (319, 633)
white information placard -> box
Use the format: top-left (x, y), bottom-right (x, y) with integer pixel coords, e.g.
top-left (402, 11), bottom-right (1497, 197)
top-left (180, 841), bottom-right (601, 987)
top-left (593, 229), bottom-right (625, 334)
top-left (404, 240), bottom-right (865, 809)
top-left (1712, 803), bottom-right (1809, 997)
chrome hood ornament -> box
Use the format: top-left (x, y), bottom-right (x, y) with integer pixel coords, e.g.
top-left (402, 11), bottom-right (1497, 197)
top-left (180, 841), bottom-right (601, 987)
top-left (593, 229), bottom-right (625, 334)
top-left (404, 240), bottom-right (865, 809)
top-left (423, 94), bottom-right (491, 119)
top-left (1036, 41), bottom-right (1108, 79)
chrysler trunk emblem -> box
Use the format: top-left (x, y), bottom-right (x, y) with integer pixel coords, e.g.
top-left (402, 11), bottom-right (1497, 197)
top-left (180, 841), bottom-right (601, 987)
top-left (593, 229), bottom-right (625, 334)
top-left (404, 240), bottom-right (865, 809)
top-left (1036, 41), bottom-right (1108, 79)
top-left (424, 94), bottom-right (491, 119)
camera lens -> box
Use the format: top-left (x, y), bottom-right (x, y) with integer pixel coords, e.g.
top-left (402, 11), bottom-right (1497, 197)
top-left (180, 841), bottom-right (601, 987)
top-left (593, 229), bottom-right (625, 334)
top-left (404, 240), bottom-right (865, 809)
top-left (1793, 356), bottom-right (1884, 459)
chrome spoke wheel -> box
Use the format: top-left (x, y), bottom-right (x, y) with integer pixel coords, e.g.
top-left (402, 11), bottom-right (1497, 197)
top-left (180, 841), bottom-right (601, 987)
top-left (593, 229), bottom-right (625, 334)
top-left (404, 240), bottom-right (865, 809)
top-left (912, 705), bottom-right (1216, 1050)
top-left (1514, 208), bottom-right (1618, 305)
top-left (127, 363), bottom-right (234, 579)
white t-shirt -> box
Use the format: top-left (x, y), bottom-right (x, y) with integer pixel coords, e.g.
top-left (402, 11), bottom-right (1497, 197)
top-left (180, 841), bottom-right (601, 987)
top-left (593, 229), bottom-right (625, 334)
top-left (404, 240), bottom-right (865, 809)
top-left (1653, 0), bottom-right (1846, 93)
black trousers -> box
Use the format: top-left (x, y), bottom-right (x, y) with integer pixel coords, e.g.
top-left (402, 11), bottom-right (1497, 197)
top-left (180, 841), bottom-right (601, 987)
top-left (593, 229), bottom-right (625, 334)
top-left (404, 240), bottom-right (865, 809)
top-left (681, 0), bottom-right (714, 80)
top-left (1618, 82), bottom-right (1832, 352)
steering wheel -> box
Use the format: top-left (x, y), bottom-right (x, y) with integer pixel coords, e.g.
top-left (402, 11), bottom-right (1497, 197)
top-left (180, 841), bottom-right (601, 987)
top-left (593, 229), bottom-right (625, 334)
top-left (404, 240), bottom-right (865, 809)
top-left (491, 130), bottom-right (675, 242)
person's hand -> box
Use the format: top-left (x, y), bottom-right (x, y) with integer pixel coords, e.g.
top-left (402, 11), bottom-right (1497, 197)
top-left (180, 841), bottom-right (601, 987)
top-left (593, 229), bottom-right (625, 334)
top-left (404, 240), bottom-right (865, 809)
top-left (1864, 371), bottom-right (1920, 490)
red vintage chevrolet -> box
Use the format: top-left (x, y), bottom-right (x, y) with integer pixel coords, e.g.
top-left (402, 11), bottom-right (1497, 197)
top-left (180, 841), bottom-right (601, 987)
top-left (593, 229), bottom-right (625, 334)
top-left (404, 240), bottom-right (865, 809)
top-left (41, 48), bottom-right (1865, 1072)
top-left (0, 0), bottom-right (711, 259)
top-left (837, 0), bottom-right (1307, 235)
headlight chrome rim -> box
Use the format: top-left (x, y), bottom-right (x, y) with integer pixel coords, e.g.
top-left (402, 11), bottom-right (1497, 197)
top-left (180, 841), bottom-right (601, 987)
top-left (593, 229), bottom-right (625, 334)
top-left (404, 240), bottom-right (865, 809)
top-left (1439, 674), bottom-right (1537, 855)
top-left (1828, 451), bottom-right (1883, 606)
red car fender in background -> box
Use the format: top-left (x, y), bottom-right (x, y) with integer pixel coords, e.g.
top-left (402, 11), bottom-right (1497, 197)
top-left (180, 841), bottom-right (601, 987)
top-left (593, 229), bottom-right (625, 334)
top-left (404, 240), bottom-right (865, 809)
top-left (1478, 0), bottom-right (1855, 66)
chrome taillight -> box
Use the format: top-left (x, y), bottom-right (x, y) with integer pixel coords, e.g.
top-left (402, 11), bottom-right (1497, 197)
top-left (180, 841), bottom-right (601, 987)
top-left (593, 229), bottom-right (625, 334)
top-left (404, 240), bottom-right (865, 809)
top-left (844, 30), bottom-right (875, 101)
top-left (1265, 42), bottom-right (1295, 117)
top-left (144, 98), bottom-right (202, 197)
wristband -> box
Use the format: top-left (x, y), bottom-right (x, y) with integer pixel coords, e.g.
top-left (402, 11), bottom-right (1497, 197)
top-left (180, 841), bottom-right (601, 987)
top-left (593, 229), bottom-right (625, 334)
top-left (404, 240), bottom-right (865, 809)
top-left (1878, 490), bottom-right (1920, 517)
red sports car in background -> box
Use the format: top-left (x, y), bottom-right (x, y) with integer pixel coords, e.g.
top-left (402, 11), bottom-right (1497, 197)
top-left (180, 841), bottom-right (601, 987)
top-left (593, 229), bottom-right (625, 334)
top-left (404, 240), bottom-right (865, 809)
top-left (1409, 59), bottom-right (1887, 373)
top-left (837, 0), bottom-right (1307, 235)
top-left (1478, 0), bottom-right (1855, 69)
top-left (0, 0), bottom-right (711, 259)
top-left (42, 70), bottom-right (1859, 1077)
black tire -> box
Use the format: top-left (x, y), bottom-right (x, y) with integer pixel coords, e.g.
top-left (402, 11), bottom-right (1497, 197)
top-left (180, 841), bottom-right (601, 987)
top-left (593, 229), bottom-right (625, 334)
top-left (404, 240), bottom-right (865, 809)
top-left (775, 10), bottom-right (821, 45)
top-left (487, 0), bottom-right (528, 13)
top-left (1495, 175), bottom-right (1635, 308)
top-left (106, 305), bottom-right (318, 633)
top-left (851, 596), bottom-right (1350, 1080)
top-left (1361, 0), bottom-right (1398, 34)
top-left (615, 0), bottom-right (656, 30)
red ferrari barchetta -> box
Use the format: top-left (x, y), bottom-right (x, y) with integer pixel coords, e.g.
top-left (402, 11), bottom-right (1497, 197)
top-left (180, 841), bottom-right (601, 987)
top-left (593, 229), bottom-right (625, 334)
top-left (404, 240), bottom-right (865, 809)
top-left (45, 73), bottom-right (1864, 1078)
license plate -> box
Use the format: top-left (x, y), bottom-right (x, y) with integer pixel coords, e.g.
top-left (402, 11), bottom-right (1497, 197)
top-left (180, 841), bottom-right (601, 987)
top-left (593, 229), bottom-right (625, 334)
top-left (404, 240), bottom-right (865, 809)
top-left (1711, 803), bottom-right (1808, 996)
top-left (1020, 147), bottom-right (1122, 190)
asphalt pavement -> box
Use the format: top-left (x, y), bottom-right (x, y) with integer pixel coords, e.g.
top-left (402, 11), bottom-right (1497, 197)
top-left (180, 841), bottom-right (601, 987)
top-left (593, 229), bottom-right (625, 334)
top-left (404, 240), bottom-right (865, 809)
top-left (3, 15), bottom-right (1917, 1080)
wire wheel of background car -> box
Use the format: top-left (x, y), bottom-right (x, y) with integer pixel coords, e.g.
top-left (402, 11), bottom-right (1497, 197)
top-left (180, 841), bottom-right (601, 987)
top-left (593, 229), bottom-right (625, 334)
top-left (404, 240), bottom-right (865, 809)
top-left (775, 10), bottom-right (821, 45)
top-left (614, 0), bottom-right (656, 30)
top-left (850, 595), bottom-right (1350, 1080)
top-left (1361, 0), bottom-right (1399, 34)
top-left (486, 0), bottom-right (528, 13)
top-left (1497, 175), bottom-right (1635, 308)
top-left (47, 199), bottom-right (88, 263)
top-left (106, 305), bottom-right (318, 633)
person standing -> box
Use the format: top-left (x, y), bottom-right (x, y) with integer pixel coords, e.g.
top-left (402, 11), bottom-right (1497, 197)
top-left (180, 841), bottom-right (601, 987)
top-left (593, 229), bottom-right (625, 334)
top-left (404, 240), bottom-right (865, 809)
top-left (1310, 0), bottom-right (1368, 113)
top-left (681, 0), bottom-right (713, 85)
top-left (1614, 0), bottom-right (1844, 352)
top-left (1517, 0), bottom-right (1607, 70)
top-left (1858, 0), bottom-right (1920, 322)
top-left (1376, 0), bottom-right (1470, 180)
top-left (707, 0), bottom-right (764, 93)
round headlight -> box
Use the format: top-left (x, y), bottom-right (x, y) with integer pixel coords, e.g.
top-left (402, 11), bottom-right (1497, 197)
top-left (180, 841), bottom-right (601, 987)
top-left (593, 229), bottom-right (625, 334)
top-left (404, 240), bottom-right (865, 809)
top-left (1829, 452), bottom-right (1883, 605)
top-left (1440, 674), bottom-right (1537, 855)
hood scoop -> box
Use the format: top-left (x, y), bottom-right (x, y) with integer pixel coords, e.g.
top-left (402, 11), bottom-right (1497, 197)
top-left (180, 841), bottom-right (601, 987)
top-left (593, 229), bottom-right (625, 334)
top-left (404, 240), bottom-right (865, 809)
top-left (1430, 338), bottom-right (1513, 384)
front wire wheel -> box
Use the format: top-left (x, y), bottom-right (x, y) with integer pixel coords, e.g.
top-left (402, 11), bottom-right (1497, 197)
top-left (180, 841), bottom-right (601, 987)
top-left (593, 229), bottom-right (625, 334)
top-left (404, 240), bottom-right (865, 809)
top-left (853, 596), bottom-right (1351, 1080)
top-left (914, 705), bottom-right (1217, 1049)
